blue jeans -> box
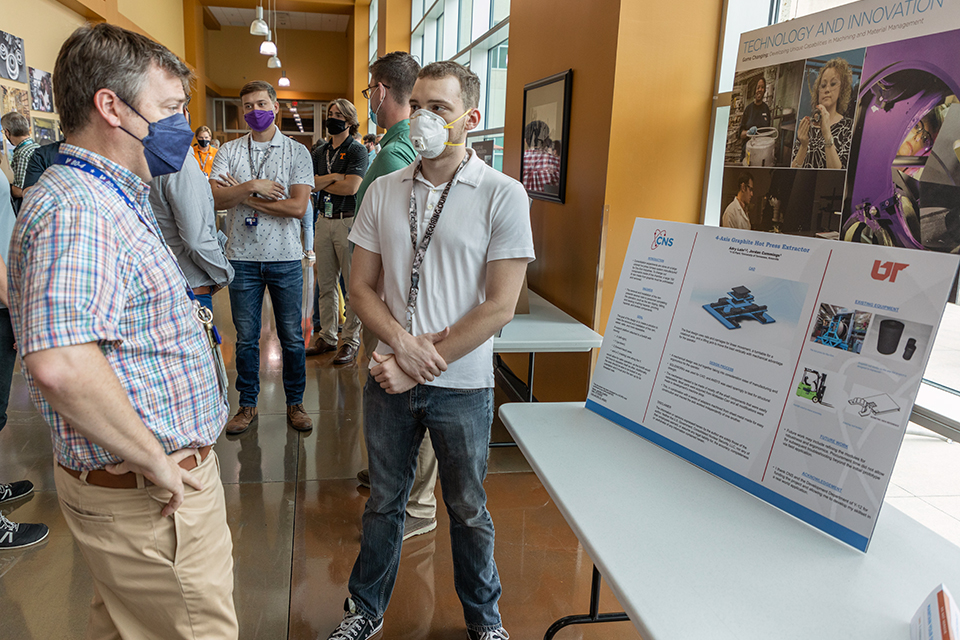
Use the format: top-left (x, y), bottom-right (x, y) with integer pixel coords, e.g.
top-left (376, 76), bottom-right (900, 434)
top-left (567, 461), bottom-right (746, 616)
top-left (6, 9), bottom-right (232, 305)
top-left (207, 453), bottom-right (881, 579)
top-left (228, 260), bottom-right (305, 406)
top-left (0, 310), bottom-right (15, 432)
top-left (349, 381), bottom-right (502, 632)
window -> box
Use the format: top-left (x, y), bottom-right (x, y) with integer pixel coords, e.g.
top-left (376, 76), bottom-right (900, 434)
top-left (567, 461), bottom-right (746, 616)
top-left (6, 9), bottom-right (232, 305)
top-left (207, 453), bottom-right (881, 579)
top-left (417, 0), bottom-right (509, 171)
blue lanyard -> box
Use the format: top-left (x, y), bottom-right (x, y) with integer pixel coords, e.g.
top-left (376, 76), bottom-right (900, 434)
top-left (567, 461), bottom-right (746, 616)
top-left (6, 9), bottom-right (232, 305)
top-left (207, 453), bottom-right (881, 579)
top-left (55, 153), bottom-right (198, 303)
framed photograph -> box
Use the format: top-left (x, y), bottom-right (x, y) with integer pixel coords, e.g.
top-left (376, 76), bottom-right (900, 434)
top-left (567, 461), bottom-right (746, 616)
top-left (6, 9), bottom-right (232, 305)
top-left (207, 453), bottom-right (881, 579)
top-left (521, 69), bottom-right (572, 203)
top-left (29, 68), bottom-right (54, 113)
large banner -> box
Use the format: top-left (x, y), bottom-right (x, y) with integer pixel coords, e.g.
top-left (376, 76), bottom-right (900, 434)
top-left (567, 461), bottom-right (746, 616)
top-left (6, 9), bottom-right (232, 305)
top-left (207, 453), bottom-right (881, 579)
top-left (587, 219), bottom-right (958, 551)
top-left (721, 0), bottom-right (960, 255)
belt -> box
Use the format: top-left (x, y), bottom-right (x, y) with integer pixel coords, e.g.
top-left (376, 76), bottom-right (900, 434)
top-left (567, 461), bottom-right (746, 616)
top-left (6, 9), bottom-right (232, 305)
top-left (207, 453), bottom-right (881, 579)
top-left (325, 211), bottom-right (354, 220)
top-left (59, 445), bottom-right (213, 489)
top-left (192, 286), bottom-right (213, 296)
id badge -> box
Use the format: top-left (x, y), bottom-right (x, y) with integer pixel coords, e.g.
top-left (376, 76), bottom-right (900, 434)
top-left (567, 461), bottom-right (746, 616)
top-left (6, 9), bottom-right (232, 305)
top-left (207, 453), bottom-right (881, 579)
top-left (245, 216), bottom-right (258, 227)
top-left (323, 194), bottom-right (333, 219)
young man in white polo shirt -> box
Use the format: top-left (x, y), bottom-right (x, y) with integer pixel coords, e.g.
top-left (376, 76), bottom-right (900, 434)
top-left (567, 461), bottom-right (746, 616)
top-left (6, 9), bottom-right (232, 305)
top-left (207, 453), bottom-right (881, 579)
top-left (324, 61), bottom-right (534, 640)
top-left (210, 80), bottom-right (314, 434)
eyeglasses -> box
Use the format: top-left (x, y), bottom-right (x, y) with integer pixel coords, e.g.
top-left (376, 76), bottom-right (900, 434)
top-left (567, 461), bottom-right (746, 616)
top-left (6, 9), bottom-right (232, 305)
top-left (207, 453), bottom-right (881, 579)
top-left (362, 83), bottom-right (390, 100)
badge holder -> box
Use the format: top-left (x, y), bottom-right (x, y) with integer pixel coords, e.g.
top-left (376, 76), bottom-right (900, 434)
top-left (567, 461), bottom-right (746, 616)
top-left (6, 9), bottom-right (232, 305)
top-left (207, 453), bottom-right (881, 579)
top-left (195, 303), bottom-right (229, 397)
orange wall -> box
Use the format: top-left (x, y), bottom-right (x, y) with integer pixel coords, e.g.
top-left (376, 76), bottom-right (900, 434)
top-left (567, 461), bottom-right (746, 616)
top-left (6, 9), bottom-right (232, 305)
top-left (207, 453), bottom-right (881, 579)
top-left (501, 0), bottom-right (622, 401)
top-left (206, 25), bottom-right (350, 97)
top-left (597, 1), bottom-right (722, 335)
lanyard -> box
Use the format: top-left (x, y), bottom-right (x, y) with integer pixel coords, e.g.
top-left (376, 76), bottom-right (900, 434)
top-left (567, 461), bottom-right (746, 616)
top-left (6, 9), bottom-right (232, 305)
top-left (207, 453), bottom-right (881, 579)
top-left (325, 138), bottom-right (351, 174)
top-left (55, 154), bottom-right (198, 305)
top-left (247, 135), bottom-right (275, 179)
top-left (404, 154), bottom-right (469, 332)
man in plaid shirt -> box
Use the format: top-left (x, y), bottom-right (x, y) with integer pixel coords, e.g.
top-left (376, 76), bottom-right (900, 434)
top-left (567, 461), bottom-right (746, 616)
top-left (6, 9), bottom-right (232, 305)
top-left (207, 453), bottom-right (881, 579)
top-left (9, 24), bottom-right (237, 639)
top-left (1, 112), bottom-right (39, 209)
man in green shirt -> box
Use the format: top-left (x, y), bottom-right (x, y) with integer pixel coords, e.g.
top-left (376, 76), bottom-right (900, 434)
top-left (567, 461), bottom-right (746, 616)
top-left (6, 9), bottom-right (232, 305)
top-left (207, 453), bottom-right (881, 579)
top-left (355, 51), bottom-right (439, 542)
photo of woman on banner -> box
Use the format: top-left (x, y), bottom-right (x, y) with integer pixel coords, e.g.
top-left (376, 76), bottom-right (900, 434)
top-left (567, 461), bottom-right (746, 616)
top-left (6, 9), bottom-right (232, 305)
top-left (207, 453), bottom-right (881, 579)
top-left (791, 52), bottom-right (863, 170)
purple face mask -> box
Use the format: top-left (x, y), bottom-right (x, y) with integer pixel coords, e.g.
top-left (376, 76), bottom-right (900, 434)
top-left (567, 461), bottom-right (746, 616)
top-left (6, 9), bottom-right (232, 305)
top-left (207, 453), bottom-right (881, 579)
top-left (244, 109), bottom-right (275, 132)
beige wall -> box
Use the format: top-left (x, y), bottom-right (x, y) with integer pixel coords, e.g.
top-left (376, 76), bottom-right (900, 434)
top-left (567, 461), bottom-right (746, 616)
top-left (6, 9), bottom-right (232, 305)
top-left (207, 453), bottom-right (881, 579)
top-left (206, 25), bottom-right (349, 97)
top-left (118, 0), bottom-right (185, 58)
top-left (1, 0), bottom-right (86, 74)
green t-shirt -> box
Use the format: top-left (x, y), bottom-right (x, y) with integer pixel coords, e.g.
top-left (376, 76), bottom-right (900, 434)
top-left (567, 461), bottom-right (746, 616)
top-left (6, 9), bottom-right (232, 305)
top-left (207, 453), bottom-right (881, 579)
top-left (355, 119), bottom-right (417, 211)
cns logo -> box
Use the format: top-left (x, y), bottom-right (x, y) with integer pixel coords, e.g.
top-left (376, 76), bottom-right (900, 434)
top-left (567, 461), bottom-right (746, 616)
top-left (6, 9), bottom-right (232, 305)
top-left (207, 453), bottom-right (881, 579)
top-left (871, 260), bottom-right (908, 283)
top-left (651, 230), bottom-right (673, 250)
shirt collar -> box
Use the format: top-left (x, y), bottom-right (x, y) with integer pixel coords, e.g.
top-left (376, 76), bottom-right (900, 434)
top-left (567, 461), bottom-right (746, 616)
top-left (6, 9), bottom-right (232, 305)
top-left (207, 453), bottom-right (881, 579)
top-left (59, 143), bottom-right (150, 204)
top-left (401, 148), bottom-right (484, 189)
top-left (380, 119), bottom-right (410, 147)
top-left (246, 126), bottom-right (284, 147)
top-left (14, 138), bottom-right (36, 152)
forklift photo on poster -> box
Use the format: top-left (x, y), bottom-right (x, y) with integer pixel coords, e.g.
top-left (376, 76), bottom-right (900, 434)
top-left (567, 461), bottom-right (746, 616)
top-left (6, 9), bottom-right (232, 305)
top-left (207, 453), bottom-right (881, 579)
top-left (721, 0), bottom-right (960, 255)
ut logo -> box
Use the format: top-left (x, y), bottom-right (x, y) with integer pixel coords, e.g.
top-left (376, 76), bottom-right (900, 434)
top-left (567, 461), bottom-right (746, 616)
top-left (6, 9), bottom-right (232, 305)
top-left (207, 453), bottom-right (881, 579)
top-left (340, 153), bottom-right (346, 160)
top-left (871, 260), bottom-right (908, 282)
top-left (651, 230), bottom-right (673, 250)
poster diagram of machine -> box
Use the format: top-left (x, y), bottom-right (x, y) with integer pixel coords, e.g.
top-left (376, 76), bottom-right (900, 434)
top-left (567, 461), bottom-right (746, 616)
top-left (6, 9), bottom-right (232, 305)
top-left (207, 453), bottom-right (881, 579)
top-left (849, 393), bottom-right (901, 418)
top-left (810, 303), bottom-right (870, 353)
top-left (703, 286), bottom-right (776, 329)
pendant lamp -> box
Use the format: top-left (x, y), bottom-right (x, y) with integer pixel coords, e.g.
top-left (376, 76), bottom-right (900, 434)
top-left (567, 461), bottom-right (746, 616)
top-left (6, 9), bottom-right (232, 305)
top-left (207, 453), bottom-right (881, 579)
top-left (260, 31), bottom-right (278, 56)
top-left (250, 5), bottom-right (269, 36)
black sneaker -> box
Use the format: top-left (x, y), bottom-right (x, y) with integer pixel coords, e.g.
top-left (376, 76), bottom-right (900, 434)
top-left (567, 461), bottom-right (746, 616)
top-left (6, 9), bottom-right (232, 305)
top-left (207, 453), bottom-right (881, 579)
top-left (466, 628), bottom-right (510, 640)
top-left (325, 597), bottom-right (383, 639)
top-left (0, 480), bottom-right (34, 504)
top-left (0, 513), bottom-right (49, 550)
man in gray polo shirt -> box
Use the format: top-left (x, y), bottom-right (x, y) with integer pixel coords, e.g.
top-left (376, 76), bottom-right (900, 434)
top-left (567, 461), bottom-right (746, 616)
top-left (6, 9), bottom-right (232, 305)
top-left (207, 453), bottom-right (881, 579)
top-left (210, 80), bottom-right (314, 435)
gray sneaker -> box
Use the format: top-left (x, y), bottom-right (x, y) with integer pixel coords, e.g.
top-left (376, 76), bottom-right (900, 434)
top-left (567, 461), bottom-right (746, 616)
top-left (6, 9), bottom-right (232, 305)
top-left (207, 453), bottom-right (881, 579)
top-left (0, 480), bottom-right (34, 504)
top-left (0, 513), bottom-right (49, 550)
top-left (402, 516), bottom-right (437, 541)
top-left (326, 598), bottom-right (383, 640)
top-left (467, 628), bottom-right (509, 640)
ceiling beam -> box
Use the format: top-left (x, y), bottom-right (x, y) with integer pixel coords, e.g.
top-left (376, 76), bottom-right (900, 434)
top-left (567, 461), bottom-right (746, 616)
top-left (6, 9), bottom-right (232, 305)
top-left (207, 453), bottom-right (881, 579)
top-left (200, 0), bottom-right (356, 14)
top-left (203, 6), bottom-right (222, 30)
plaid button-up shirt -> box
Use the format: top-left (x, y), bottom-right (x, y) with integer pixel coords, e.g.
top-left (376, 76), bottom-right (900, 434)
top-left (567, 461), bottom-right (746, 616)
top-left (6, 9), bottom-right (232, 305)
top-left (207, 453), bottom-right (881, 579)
top-left (9, 144), bottom-right (228, 471)
top-left (11, 138), bottom-right (39, 188)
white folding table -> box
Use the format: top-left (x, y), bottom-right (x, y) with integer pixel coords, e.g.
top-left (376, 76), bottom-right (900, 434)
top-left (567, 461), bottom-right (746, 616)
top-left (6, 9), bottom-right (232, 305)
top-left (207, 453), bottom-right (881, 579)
top-left (499, 402), bottom-right (960, 640)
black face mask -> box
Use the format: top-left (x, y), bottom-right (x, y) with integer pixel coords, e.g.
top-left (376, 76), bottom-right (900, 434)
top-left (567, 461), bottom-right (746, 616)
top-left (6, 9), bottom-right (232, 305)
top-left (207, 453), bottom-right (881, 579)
top-left (197, 139), bottom-right (211, 148)
top-left (326, 118), bottom-right (348, 135)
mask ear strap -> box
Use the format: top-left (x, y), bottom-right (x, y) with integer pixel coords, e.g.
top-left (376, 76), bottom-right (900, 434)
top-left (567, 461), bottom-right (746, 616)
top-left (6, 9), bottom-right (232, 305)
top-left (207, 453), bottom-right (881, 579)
top-left (443, 109), bottom-right (473, 129)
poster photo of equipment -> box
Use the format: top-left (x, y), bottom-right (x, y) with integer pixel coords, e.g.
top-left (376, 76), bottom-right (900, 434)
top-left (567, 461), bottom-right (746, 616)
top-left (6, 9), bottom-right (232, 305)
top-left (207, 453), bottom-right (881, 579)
top-left (809, 303), bottom-right (871, 354)
top-left (29, 67), bottom-right (53, 112)
top-left (521, 69), bottom-right (571, 203)
top-left (1, 84), bottom-right (31, 119)
top-left (32, 117), bottom-right (61, 145)
top-left (841, 28), bottom-right (960, 252)
top-left (0, 30), bottom-right (27, 84)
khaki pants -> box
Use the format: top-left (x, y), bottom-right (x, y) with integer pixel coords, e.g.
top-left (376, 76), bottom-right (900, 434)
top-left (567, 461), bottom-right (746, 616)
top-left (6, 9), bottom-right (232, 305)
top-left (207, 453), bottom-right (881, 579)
top-left (315, 216), bottom-right (361, 348)
top-left (54, 451), bottom-right (238, 640)
top-left (407, 433), bottom-right (439, 519)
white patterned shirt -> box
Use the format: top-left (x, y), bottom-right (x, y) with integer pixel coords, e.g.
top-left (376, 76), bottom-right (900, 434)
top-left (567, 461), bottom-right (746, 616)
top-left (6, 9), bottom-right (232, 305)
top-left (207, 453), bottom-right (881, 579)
top-left (212, 127), bottom-right (313, 262)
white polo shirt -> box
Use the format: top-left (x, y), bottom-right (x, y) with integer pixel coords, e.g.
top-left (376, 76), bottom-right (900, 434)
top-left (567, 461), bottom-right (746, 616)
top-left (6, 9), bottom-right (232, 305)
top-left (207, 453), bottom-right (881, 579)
top-left (350, 148), bottom-right (535, 389)
top-left (211, 127), bottom-right (313, 262)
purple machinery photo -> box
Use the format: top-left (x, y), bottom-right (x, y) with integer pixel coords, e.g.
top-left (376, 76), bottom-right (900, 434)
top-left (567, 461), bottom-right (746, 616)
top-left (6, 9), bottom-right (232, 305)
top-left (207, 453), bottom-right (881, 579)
top-left (842, 30), bottom-right (960, 253)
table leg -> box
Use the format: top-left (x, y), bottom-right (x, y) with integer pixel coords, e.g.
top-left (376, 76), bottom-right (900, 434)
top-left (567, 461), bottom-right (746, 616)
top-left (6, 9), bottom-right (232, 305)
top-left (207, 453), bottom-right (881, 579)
top-left (527, 352), bottom-right (536, 403)
top-left (543, 564), bottom-right (629, 640)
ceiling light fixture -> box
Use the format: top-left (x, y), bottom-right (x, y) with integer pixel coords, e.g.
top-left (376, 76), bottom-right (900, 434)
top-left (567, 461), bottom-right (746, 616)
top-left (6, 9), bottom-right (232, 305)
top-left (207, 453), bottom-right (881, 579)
top-left (267, 55), bottom-right (282, 68)
top-left (250, 4), bottom-right (269, 36)
top-left (278, 71), bottom-right (290, 87)
top-left (260, 31), bottom-right (277, 56)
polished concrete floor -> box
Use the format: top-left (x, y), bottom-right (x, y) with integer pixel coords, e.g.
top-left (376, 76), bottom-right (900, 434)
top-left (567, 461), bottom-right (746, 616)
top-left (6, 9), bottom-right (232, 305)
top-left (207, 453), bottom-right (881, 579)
top-left (0, 265), bottom-right (642, 640)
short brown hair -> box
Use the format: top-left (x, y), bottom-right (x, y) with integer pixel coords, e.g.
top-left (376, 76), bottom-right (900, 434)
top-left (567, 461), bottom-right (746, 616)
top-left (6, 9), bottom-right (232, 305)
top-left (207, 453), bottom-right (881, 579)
top-left (54, 23), bottom-right (193, 136)
top-left (328, 98), bottom-right (359, 136)
top-left (194, 125), bottom-right (212, 138)
top-left (370, 51), bottom-right (421, 105)
top-left (0, 112), bottom-right (30, 138)
top-left (240, 80), bottom-right (277, 103)
top-left (418, 61), bottom-right (480, 110)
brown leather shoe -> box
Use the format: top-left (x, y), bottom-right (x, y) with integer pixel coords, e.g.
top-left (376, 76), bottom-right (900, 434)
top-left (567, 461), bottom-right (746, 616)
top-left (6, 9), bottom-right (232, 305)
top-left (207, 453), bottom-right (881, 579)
top-left (333, 343), bottom-right (358, 365)
top-left (286, 404), bottom-right (313, 432)
top-left (305, 337), bottom-right (337, 357)
top-left (225, 406), bottom-right (258, 435)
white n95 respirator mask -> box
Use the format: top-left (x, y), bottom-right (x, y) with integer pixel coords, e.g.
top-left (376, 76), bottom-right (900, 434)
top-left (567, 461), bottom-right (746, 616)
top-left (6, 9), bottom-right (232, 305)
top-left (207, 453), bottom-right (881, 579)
top-left (408, 109), bottom-right (470, 159)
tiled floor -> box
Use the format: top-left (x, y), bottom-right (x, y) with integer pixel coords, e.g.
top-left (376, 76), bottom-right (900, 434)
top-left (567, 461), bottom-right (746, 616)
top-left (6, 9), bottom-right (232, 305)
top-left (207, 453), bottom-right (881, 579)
top-left (1, 263), bottom-right (959, 639)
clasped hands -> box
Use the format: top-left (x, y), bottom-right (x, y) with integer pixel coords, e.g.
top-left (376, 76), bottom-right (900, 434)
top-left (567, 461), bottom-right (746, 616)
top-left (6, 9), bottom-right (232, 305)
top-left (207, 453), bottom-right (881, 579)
top-left (216, 173), bottom-right (286, 203)
top-left (371, 328), bottom-right (450, 394)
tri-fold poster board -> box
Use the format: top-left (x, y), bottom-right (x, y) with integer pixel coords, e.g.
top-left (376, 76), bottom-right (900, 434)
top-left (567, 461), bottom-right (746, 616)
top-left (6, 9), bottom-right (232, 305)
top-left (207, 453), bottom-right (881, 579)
top-left (587, 219), bottom-right (958, 551)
